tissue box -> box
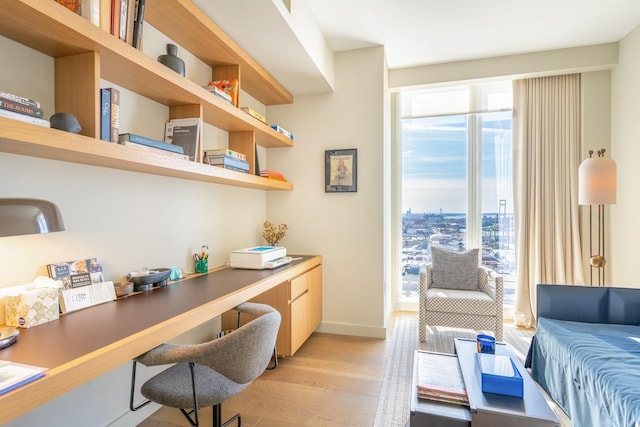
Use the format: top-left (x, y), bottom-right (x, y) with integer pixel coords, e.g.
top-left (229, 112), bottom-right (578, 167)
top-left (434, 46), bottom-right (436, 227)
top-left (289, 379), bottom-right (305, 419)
top-left (475, 353), bottom-right (523, 398)
top-left (5, 288), bottom-right (59, 328)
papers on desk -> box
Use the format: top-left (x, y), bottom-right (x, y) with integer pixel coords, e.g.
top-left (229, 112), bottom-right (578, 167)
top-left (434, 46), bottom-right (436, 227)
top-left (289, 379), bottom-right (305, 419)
top-left (0, 361), bottom-right (47, 395)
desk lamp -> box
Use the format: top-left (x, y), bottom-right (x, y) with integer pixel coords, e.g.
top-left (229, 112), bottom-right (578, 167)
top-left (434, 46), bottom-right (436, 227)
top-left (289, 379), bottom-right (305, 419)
top-left (578, 149), bottom-right (617, 286)
top-left (0, 198), bottom-right (65, 348)
top-left (0, 198), bottom-right (65, 237)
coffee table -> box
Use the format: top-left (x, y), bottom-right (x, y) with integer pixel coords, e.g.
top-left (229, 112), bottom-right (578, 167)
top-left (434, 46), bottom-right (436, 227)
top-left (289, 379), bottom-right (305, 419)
top-left (410, 339), bottom-right (560, 427)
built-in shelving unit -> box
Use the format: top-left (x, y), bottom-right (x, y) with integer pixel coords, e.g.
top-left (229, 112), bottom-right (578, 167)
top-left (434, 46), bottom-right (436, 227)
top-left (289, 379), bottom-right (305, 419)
top-left (0, 0), bottom-right (294, 191)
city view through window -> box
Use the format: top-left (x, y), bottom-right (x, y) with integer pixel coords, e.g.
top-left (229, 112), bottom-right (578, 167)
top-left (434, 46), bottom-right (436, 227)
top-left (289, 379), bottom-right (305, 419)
top-left (400, 84), bottom-right (515, 307)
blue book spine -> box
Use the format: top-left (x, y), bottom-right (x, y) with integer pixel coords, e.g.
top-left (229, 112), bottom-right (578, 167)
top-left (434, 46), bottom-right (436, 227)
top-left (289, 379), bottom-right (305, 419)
top-left (119, 133), bottom-right (185, 154)
top-left (100, 89), bottom-right (111, 142)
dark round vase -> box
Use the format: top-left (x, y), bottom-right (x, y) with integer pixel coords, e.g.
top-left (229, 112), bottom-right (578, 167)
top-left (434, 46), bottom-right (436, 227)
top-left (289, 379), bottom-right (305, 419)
top-left (158, 44), bottom-right (185, 76)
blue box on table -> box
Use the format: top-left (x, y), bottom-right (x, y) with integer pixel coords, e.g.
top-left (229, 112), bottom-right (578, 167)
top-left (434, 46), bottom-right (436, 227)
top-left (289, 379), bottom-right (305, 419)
top-left (474, 353), bottom-right (523, 398)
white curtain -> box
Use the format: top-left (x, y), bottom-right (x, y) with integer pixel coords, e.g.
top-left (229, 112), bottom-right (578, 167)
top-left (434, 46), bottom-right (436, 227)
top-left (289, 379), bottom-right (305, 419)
top-left (512, 74), bottom-right (585, 328)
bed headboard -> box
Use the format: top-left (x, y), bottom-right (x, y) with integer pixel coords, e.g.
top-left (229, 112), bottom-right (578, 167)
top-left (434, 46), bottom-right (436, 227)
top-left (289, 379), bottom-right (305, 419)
top-left (537, 284), bottom-right (640, 325)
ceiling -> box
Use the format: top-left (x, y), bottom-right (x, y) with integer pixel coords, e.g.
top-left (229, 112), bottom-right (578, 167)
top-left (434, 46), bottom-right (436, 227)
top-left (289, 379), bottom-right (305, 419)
top-left (193, 0), bottom-right (640, 98)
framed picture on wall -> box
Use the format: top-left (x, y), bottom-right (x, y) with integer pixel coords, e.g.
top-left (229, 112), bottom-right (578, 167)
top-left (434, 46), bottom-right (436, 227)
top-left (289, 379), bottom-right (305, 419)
top-left (325, 149), bottom-right (357, 192)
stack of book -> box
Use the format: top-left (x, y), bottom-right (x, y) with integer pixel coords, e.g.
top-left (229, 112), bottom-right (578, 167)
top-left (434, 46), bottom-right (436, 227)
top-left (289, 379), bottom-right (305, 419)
top-left (416, 351), bottom-right (469, 406)
top-left (260, 170), bottom-right (287, 182)
top-left (119, 133), bottom-right (188, 160)
top-left (205, 148), bottom-right (249, 173)
top-left (0, 91), bottom-right (49, 127)
top-left (203, 84), bottom-right (234, 105)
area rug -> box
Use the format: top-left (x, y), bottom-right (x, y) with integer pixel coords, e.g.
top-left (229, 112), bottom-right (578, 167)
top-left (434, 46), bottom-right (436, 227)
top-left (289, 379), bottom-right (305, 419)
top-left (372, 315), bottom-right (570, 427)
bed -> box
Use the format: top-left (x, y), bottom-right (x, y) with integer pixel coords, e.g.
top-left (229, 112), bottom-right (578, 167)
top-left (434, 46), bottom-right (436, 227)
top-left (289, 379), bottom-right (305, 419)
top-left (526, 284), bottom-right (640, 427)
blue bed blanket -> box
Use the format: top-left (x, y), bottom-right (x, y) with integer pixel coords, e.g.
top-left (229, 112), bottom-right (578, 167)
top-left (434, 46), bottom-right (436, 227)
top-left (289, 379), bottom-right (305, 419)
top-left (530, 318), bottom-right (640, 427)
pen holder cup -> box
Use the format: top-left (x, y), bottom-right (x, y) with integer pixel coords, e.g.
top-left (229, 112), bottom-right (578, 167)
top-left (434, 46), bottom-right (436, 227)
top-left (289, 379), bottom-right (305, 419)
top-left (195, 259), bottom-right (208, 274)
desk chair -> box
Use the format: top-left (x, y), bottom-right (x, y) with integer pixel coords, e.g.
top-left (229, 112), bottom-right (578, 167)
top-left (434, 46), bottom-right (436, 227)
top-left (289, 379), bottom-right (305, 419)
top-left (130, 302), bottom-right (281, 427)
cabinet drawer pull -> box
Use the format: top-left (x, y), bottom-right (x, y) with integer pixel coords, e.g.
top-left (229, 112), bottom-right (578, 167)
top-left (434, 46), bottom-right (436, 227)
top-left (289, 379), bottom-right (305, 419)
top-left (290, 288), bottom-right (309, 304)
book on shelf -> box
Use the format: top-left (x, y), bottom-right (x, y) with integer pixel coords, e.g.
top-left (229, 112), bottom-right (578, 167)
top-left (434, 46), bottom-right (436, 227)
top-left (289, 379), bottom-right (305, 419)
top-left (80, 0), bottom-right (100, 26)
top-left (213, 164), bottom-right (250, 173)
top-left (0, 108), bottom-right (50, 128)
top-left (254, 144), bottom-right (260, 176)
top-left (118, 0), bottom-right (128, 41)
top-left (260, 170), bottom-right (287, 182)
top-left (0, 98), bottom-right (44, 118)
top-left (109, 87), bottom-right (120, 143)
top-left (0, 91), bottom-right (41, 109)
top-left (416, 351), bottom-right (468, 406)
top-left (203, 84), bottom-right (234, 105)
top-left (47, 258), bottom-right (105, 291)
top-left (271, 124), bottom-right (293, 140)
top-left (111, 0), bottom-right (121, 37)
top-left (0, 361), bottom-right (47, 396)
top-left (207, 155), bottom-right (250, 173)
top-left (119, 133), bottom-right (187, 155)
top-left (131, 0), bottom-right (145, 49)
top-left (165, 118), bottom-right (201, 162)
top-left (119, 139), bottom-right (189, 160)
top-left (240, 107), bottom-right (267, 124)
top-left (204, 148), bottom-right (246, 161)
top-left (100, 88), bottom-right (111, 142)
top-left (123, 0), bottom-right (136, 45)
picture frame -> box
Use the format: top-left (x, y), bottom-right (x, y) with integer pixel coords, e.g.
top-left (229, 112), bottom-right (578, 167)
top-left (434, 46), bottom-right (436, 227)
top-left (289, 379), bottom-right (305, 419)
top-left (325, 149), bottom-right (357, 192)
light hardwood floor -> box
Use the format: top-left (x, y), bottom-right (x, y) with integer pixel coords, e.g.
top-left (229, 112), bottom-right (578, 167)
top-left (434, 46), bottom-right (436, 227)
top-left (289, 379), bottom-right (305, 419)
top-left (137, 330), bottom-right (389, 427)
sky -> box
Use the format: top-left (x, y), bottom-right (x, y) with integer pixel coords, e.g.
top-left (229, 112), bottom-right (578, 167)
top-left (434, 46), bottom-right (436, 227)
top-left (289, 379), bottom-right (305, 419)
top-left (401, 111), bottom-right (513, 214)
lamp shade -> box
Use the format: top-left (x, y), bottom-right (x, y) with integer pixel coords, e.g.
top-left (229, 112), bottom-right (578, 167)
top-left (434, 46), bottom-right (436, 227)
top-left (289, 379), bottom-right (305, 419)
top-left (578, 156), bottom-right (617, 205)
top-left (0, 198), bottom-right (65, 237)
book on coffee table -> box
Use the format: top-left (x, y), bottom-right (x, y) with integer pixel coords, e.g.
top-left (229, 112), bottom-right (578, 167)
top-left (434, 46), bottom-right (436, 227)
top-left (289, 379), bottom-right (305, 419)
top-left (416, 351), bottom-right (469, 406)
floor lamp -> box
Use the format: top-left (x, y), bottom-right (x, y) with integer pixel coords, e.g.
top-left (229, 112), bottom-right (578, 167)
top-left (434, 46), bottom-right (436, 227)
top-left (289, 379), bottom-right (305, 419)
top-left (578, 149), bottom-right (617, 286)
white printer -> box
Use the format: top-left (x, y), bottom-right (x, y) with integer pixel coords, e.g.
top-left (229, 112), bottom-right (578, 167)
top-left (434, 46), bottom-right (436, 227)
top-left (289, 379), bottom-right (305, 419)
top-left (229, 246), bottom-right (292, 269)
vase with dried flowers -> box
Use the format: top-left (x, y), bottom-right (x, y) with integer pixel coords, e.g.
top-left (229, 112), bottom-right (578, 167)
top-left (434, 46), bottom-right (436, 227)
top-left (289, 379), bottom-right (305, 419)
top-left (263, 220), bottom-right (288, 246)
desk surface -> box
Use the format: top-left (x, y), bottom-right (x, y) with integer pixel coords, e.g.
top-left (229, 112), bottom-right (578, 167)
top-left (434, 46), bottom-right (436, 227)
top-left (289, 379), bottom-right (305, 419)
top-left (0, 255), bottom-right (321, 424)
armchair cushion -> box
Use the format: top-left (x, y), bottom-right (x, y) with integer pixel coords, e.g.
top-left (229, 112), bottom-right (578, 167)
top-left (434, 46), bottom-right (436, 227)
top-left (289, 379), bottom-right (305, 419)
top-left (430, 247), bottom-right (480, 291)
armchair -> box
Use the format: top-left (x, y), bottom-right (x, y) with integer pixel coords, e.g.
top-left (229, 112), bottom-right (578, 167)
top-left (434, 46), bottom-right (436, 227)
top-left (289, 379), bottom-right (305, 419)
top-left (418, 262), bottom-right (503, 342)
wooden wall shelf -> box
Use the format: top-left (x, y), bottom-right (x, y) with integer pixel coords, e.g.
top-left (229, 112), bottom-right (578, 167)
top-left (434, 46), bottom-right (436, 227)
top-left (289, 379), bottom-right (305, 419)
top-left (0, 119), bottom-right (293, 191)
top-left (0, 0), bottom-right (295, 190)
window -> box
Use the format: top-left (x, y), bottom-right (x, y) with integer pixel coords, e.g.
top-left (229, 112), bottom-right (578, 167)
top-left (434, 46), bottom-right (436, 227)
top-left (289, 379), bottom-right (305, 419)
top-left (399, 82), bottom-right (515, 306)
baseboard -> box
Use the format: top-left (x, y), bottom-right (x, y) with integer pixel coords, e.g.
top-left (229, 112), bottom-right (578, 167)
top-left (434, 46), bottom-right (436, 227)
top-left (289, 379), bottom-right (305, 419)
top-left (315, 321), bottom-right (387, 339)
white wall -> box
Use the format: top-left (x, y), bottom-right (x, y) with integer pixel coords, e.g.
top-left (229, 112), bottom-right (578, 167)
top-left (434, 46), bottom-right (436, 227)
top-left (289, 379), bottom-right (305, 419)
top-left (610, 24), bottom-right (640, 288)
top-left (266, 46), bottom-right (388, 338)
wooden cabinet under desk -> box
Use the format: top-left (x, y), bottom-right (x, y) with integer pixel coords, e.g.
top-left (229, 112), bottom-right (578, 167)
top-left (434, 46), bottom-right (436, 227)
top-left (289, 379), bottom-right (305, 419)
top-left (222, 264), bottom-right (322, 357)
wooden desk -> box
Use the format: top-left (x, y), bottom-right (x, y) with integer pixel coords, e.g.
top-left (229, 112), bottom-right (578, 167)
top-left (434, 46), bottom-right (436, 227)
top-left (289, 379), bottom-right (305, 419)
top-left (0, 255), bottom-right (321, 424)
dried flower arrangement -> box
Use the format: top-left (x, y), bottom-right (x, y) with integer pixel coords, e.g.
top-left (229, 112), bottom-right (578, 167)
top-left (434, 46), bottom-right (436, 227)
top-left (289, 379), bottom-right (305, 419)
top-left (263, 220), bottom-right (288, 246)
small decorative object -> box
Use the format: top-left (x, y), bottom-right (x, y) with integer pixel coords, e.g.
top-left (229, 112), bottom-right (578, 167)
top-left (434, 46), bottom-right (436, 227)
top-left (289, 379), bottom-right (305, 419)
top-left (127, 268), bottom-right (172, 292)
top-left (49, 112), bottom-right (81, 134)
top-left (325, 149), bottom-right (357, 192)
top-left (263, 220), bottom-right (288, 246)
top-left (114, 281), bottom-right (134, 297)
top-left (158, 43), bottom-right (185, 76)
top-left (476, 334), bottom-right (496, 354)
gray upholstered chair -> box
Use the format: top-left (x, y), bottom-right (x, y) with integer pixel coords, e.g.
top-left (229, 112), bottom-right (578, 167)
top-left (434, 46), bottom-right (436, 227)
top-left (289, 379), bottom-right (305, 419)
top-left (418, 247), bottom-right (503, 343)
top-left (130, 302), bottom-right (281, 427)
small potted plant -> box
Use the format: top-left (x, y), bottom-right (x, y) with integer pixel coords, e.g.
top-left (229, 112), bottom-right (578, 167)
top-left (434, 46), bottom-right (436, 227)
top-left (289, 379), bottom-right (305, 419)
top-left (263, 220), bottom-right (288, 246)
